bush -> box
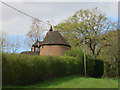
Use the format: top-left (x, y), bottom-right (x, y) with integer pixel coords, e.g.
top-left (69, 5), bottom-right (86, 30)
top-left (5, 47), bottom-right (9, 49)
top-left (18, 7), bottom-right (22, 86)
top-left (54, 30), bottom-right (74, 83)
top-left (103, 61), bottom-right (118, 78)
top-left (86, 58), bottom-right (95, 77)
top-left (48, 56), bottom-right (68, 77)
top-left (94, 59), bottom-right (104, 78)
top-left (86, 57), bottom-right (104, 78)
top-left (2, 53), bottom-right (104, 85)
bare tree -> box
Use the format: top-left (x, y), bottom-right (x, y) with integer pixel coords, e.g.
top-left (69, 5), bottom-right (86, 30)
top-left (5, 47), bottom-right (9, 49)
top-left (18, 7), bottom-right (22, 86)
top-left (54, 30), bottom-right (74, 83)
top-left (24, 19), bottom-right (45, 48)
top-left (1, 32), bottom-right (9, 53)
top-left (1, 32), bottom-right (21, 53)
top-left (10, 42), bottom-right (21, 53)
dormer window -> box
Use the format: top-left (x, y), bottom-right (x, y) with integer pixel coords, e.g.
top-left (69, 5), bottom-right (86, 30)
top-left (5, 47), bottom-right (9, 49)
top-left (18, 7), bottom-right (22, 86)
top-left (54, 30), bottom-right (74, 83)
top-left (31, 47), bottom-right (34, 51)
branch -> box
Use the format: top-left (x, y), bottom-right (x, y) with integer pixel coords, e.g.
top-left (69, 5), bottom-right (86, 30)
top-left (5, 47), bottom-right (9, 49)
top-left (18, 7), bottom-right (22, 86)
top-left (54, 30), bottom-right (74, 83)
top-left (96, 44), bottom-right (110, 56)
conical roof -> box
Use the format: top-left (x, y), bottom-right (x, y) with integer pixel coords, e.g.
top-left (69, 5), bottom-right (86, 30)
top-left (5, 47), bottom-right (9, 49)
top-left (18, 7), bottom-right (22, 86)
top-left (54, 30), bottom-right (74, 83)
top-left (43, 31), bottom-right (71, 47)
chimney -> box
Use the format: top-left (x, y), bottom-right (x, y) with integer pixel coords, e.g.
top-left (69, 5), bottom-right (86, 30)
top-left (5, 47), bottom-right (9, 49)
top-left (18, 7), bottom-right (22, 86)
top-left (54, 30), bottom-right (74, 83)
top-left (36, 39), bottom-right (38, 42)
top-left (49, 26), bottom-right (53, 31)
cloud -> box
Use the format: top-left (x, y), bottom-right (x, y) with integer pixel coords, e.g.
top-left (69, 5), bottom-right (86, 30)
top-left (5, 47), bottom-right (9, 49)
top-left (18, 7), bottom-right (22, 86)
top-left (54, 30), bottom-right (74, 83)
top-left (1, 2), bottom-right (118, 36)
top-left (3, 17), bottom-right (27, 34)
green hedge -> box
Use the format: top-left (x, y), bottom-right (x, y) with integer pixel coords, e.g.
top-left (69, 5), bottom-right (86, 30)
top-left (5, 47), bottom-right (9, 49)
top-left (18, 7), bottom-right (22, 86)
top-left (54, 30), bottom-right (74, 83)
top-left (94, 59), bottom-right (104, 78)
top-left (2, 53), bottom-right (104, 85)
top-left (86, 57), bottom-right (104, 78)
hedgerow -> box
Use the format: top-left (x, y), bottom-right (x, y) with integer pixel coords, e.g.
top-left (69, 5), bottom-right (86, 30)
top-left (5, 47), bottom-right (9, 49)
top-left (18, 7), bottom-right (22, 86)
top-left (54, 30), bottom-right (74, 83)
top-left (2, 53), bottom-right (104, 85)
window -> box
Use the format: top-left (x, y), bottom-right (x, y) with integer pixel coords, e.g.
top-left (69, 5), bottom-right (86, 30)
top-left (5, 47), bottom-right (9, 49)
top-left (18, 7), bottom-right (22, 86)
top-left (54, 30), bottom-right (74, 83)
top-left (37, 48), bottom-right (40, 52)
top-left (36, 48), bottom-right (40, 52)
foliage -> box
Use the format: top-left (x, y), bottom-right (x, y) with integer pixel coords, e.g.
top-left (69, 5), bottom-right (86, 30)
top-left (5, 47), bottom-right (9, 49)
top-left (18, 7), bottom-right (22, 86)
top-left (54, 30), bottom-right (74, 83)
top-left (55, 7), bottom-right (117, 58)
top-left (64, 47), bottom-right (102, 77)
top-left (94, 59), bottom-right (104, 78)
top-left (64, 47), bottom-right (84, 58)
top-left (99, 30), bottom-right (118, 61)
top-left (2, 53), bottom-right (104, 85)
top-left (99, 30), bottom-right (119, 78)
top-left (103, 62), bottom-right (118, 78)
top-left (65, 43), bottom-right (118, 78)
top-left (87, 57), bottom-right (104, 78)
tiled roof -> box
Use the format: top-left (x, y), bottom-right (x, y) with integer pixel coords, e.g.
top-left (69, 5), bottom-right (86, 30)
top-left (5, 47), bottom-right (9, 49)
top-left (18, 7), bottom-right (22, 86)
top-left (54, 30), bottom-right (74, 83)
top-left (32, 31), bottom-right (71, 47)
top-left (43, 31), bottom-right (70, 47)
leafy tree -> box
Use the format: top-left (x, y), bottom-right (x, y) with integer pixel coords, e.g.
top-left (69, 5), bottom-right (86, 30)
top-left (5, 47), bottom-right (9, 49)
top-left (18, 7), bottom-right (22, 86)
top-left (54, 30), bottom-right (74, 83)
top-left (55, 7), bottom-right (117, 58)
top-left (99, 30), bottom-right (119, 77)
top-left (99, 30), bottom-right (119, 62)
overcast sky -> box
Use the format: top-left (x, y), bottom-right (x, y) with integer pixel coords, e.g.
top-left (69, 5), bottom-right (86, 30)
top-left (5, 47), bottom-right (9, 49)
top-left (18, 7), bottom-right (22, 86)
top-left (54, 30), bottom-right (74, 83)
top-left (1, 1), bottom-right (118, 53)
top-left (2, 2), bottom-right (118, 35)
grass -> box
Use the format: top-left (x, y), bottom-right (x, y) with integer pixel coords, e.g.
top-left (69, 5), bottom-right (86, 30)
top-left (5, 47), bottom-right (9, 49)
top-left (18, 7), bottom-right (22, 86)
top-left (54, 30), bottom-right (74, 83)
top-left (3, 75), bottom-right (118, 88)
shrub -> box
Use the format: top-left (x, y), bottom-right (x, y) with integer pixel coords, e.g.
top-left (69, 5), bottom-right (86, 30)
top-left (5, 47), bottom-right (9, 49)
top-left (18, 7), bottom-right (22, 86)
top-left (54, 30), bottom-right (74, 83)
top-left (86, 59), bottom-right (95, 77)
top-left (48, 56), bottom-right (67, 77)
top-left (94, 59), bottom-right (104, 78)
top-left (103, 61), bottom-right (118, 78)
top-left (86, 57), bottom-right (104, 78)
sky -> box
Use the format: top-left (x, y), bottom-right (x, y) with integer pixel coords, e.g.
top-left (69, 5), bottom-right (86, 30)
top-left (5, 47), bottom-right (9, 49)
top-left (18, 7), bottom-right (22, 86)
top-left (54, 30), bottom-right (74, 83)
top-left (1, 1), bottom-right (119, 53)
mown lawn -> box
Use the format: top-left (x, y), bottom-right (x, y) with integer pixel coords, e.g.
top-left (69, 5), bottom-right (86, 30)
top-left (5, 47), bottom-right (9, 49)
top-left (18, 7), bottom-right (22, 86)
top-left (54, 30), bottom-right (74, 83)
top-left (3, 75), bottom-right (118, 88)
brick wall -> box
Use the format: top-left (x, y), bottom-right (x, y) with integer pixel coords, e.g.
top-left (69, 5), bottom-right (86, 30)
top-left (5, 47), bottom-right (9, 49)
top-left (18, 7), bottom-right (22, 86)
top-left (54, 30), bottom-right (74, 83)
top-left (21, 51), bottom-right (40, 55)
top-left (40, 45), bottom-right (70, 56)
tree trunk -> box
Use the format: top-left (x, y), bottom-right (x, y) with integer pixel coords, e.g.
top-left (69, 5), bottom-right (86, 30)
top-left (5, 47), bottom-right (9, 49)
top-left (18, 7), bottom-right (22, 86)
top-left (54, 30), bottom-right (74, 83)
top-left (93, 53), bottom-right (96, 58)
top-left (92, 50), bottom-right (96, 58)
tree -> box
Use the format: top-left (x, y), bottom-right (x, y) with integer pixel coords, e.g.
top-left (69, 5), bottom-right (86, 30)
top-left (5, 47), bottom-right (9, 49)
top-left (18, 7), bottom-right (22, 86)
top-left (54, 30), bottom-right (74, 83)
top-left (99, 30), bottom-right (119, 62)
top-left (1, 32), bottom-right (21, 53)
top-left (10, 42), bottom-right (21, 53)
top-left (99, 30), bottom-right (119, 77)
top-left (24, 19), bottom-right (45, 48)
top-left (1, 32), bottom-right (11, 53)
top-left (55, 7), bottom-right (117, 58)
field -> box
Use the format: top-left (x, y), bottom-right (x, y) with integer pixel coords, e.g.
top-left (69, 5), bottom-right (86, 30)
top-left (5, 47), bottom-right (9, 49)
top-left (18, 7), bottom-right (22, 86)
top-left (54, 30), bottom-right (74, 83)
top-left (3, 75), bottom-right (118, 88)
